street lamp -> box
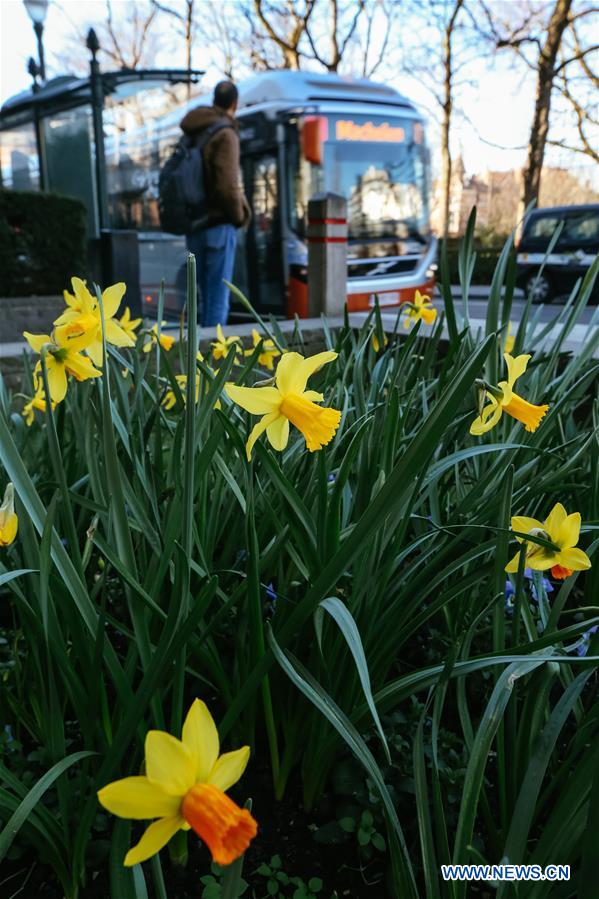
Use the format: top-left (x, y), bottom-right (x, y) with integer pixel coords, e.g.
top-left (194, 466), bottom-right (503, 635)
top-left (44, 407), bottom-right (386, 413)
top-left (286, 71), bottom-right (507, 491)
top-left (23, 0), bottom-right (49, 82)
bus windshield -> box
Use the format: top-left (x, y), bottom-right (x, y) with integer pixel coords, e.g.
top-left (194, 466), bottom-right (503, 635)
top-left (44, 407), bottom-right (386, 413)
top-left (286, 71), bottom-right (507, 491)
top-left (288, 113), bottom-right (429, 243)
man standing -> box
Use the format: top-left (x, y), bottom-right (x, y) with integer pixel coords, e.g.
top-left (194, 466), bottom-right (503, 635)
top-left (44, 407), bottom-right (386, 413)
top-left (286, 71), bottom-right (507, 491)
top-left (180, 81), bottom-right (251, 326)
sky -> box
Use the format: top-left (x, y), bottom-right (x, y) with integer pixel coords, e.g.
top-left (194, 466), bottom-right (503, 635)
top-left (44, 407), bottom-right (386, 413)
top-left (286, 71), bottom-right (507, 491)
top-left (0, 0), bottom-right (596, 185)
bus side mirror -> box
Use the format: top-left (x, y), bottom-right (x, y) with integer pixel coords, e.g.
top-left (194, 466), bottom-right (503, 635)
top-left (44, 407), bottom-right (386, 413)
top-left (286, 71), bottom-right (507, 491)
top-left (302, 116), bottom-right (328, 165)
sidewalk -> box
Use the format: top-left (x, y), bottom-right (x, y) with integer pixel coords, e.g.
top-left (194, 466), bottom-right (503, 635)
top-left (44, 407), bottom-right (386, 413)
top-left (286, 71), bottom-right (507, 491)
top-left (446, 285), bottom-right (525, 299)
top-left (1, 298), bottom-right (596, 362)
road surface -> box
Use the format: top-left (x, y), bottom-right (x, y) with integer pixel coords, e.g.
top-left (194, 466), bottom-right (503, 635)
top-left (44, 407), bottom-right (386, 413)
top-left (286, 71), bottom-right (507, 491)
top-left (461, 297), bottom-right (596, 326)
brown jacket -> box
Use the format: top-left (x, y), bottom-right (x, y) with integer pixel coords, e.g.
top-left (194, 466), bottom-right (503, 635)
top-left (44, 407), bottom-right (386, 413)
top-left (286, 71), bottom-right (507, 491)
top-left (180, 105), bottom-right (251, 229)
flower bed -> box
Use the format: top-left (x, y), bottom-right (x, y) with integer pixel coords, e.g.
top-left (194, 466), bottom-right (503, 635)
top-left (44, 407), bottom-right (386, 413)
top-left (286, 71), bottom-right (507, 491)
top-left (0, 245), bottom-right (598, 899)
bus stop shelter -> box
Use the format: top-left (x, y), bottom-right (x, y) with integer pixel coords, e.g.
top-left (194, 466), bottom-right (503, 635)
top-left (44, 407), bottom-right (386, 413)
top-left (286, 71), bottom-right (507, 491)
top-left (0, 28), bottom-right (203, 314)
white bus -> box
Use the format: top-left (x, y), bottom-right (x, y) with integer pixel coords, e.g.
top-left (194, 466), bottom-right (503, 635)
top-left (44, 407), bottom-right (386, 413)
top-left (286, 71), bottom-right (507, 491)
top-left (104, 70), bottom-right (437, 318)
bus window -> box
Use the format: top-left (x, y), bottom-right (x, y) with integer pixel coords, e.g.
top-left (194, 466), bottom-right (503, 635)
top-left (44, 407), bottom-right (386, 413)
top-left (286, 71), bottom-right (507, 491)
top-left (285, 122), bottom-right (324, 237)
top-left (245, 155), bottom-right (283, 312)
top-left (287, 114), bottom-right (429, 247)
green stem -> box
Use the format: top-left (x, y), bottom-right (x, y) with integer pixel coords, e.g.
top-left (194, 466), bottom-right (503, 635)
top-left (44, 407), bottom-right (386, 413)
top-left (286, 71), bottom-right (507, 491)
top-left (39, 350), bottom-right (83, 574)
top-left (246, 467), bottom-right (281, 791)
top-left (224, 280), bottom-right (286, 354)
top-left (150, 853), bottom-right (169, 897)
top-left (172, 256), bottom-right (198, 737)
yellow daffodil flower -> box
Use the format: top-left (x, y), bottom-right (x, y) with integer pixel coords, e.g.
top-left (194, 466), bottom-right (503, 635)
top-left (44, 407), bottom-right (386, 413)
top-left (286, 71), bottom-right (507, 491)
top-left (143, 323), bottom-right (175, 353)
top-left (245, 329), bottom-right (281, 370)
top-left (163, 374), bottom-right (199, 410)
top-left (506, 502), bottom-right (592, 580)
top-left (212, 324), bottom-right (241, 362)
top-left (54, 277), bottom-right (134, 367)
top-left (470, 353), bottom-right (548, 436)
top-left (119, 307), bottom-right (142, 340)
top-left (0, 483), bottom-right (18, 547)
top-left (226, 351), bottom-right (341, 460)
top-left (162, 354), bottom-right (221, 410)
top-left (22, 384), bottom-right (55, 425)
top-left (97, 699), bottom-right (257, 867)
top-left (403, 290), bottom-right (437, 329)
top-left (372, 331), bottom-right (388, 353)
top-left (163, 362), bottom-right (221, 411)
top-left (62, 281), bottom-right (86, 313)
top-left (504, 322), bottom-right (515, 354)
top-left (23, 330), bottom-right (102, 404)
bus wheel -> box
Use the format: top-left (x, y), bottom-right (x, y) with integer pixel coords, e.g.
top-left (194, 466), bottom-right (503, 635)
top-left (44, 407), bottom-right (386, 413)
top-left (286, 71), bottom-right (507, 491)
top-left (526, 271), bottom-right (553, 304)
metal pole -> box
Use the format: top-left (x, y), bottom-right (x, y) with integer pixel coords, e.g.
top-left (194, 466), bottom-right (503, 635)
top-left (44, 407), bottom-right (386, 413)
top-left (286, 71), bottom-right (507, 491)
top-left (33, 21), bottom-right (46, 80)
top-left (87, 28), bottom-right (109, 234)
top-left (27, 56), bottom-right (46, 191)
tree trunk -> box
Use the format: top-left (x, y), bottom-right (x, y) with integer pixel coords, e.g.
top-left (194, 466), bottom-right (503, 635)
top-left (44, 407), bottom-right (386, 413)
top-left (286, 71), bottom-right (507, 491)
top-left (185, 0), bottom-right (193, 99)
top-left (517, 0), bottom-right (573, 224)
top-left (440, 0), bottom-right (463, 239)
top-left (329, 0), bottom-right (340, 71)
top-left (283, 46), bottom-right (301, 69)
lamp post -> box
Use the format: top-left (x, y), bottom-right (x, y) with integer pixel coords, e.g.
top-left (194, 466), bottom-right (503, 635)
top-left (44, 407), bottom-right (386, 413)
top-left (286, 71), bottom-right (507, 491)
top-left (27, 56), bottom-right (46, 189)
top-left (27, 56), bottom-right (41, 92)
top-left (87, 28), bottom-right (109, 233)
top-left (23, 0), bottom-right (49, 82)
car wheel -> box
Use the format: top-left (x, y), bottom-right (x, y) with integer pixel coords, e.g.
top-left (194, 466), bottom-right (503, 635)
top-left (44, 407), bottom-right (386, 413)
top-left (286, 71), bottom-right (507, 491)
top-left (526, 271), bottom-right (553, 304)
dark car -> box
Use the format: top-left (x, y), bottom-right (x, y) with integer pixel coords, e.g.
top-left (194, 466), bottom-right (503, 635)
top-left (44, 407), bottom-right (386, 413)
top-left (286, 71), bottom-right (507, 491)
top-left (517, 205), bottom-right (599, 303)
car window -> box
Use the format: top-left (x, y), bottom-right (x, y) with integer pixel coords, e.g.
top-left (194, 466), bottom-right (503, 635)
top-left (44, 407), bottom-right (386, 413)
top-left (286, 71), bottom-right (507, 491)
top-left (526, 216), bottom-right (560, 239)
top-left (563, 211), bottom-right (599, 242)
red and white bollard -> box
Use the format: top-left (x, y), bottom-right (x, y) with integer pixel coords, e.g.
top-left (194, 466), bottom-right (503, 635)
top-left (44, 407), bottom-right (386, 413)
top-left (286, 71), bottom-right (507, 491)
top-left (307, 193), bottom-right (348, 317)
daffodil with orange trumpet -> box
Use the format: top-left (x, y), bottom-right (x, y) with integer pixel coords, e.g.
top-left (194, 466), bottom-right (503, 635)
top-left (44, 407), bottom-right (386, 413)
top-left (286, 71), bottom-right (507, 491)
top-left (506, 502), bottom-right (591, 580)
top-left (98, 700), bottom-right (257, 867)
top-left (470, 353), bottom-right (549, 436)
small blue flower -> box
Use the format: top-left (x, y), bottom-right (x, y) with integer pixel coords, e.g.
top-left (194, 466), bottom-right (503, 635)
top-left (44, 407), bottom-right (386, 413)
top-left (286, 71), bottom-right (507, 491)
top-left (524, 568), bottom-right (554, 601)
top-left (505, 579), bottom-right (515, 614)
top-left (264, 582), bottom-right (278, 620)
top-left (575, 625), bottom-right (598, 657)
top-left (327, 472), bottom-right (336, 484)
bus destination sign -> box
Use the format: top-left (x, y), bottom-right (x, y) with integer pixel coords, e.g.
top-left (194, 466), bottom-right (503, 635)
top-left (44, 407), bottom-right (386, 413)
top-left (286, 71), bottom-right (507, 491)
top-left (336, 120), bottom-right (406, 142)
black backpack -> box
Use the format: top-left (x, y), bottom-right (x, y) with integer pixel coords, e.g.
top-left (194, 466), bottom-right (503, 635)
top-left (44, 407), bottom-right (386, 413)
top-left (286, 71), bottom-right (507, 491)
top-left (158, 120), bottom-right (232, 235)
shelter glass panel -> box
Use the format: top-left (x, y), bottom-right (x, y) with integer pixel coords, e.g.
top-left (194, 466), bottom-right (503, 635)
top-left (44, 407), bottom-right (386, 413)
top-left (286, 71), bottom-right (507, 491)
top-left (0, 123), bottom-right (40, 190)
top-left (103, 86), bottom-right (183, 231)
top-left (43, 106), bottom-right (98, 238)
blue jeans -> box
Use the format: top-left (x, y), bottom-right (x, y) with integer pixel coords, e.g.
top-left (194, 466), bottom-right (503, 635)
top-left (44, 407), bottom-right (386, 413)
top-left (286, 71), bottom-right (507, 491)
top-left (186, 224), bottom-right (237, 326)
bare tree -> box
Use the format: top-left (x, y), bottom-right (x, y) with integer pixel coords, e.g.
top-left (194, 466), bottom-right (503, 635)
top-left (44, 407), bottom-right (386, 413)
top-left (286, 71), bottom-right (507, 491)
top-left (252, 0), bottom-right (316, 69)
top-left (303, 0), bottom-right (366, 72)
top-left (357, 0), bottom-right (398, 79)
top-left (53, 0), bottom-right (160, 73)
top-left (103, 0), bottom-right (159, 68)
top-left (248, 0), bottom-right (376, 73)
top-left (439, 0), bottom-right (464, 239)
top-left (516, 0), bottom-right (573, 219)
top-left (152, 0), bottom-right (196, 95)
top-left (479, 0), bottom-right (598, 222)
top-left (549, 14), bottom-right (599, 164)
top-left (392, 0), bottom-right (471, 238)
